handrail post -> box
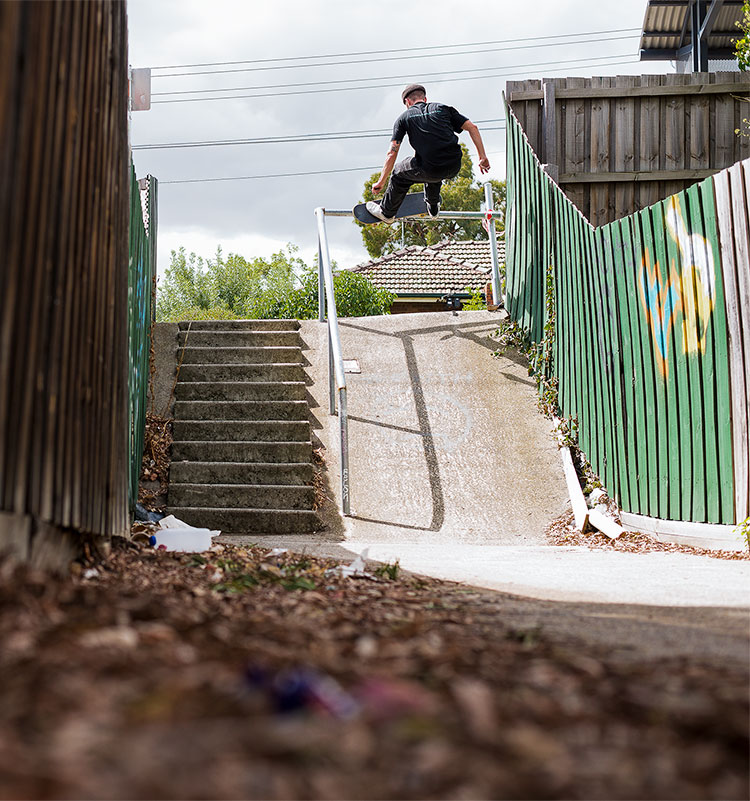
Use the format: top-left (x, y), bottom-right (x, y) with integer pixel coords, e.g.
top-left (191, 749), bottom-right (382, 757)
top-left (339, 387), bottom-right (350, 515)
top-left (317, 235), bottom-right (325, 323)
top-left (328, 327), bottom-right (336, 416)
top-left (483, 181), bottom-right (503, 309)
top-left (314, 206), bottom-right (351, 516)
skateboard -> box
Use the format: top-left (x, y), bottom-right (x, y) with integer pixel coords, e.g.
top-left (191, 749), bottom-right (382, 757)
top-left (353, 192), bottom-right (428, 224)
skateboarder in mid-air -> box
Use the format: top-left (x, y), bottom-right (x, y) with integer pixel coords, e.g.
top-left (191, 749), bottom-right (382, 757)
top-left (366, 83), bottom-right (491, 223)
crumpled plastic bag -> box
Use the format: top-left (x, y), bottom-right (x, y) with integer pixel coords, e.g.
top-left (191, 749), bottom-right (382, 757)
top-left (325, 548), bottom-right (376, 579)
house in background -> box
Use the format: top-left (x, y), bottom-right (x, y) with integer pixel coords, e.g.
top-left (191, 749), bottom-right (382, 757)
top-left (350, 237), bottom-right (505, 314)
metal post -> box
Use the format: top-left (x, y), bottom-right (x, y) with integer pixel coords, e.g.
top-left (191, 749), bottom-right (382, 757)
top-left (328, 327), bottom-right (336, 416)
top-left (314, 207), bottom-right (351, 515)
top-left (483, 182), bottom-right (503, 309)
top-left (339, 387), bottom-right (350, 515)
top-left (317, 235), bottom-right (325, 322)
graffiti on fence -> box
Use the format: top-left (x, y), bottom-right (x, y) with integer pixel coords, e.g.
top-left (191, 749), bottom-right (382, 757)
top-left (638, 197), bottom-right (716, 378)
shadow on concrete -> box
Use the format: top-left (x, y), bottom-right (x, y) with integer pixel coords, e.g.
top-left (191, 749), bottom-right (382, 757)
top-left (499, 370), bottom-right (536, 387)
top-left (339, 316), bottom-right (504, 534)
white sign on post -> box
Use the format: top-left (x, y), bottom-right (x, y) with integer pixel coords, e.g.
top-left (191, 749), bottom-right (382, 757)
top-left (130, 68), bottom-right (151, 111)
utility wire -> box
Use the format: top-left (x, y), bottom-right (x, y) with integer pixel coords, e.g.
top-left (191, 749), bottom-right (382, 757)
top-left (160, 152), bottom-right (509, 185)
top-left (133, 119), bottom-right (506, 151)
top-left (153, 52), bottom-right (634, 97)
top-left (154, 34), bottom-right (640, 78)
top-left (135, 126), bottom-right (505, 150)
top-left (149, 27), bottom-right (640, 71)
top-left (151, 58), bottom-right (638, 104)
top-left (160, 165), bottom-right (383, 184)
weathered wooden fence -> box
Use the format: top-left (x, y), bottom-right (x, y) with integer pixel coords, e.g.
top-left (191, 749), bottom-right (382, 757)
top-left (507, 73), bottom-right (750, 226)
top-left (0, 1), bottom-right (156, 565)
top-left (505, 102), bottom-right (750, 530)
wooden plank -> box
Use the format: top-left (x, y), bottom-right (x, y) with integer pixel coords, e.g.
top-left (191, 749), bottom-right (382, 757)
top-left (620, 510), bottom-right (744, 551)
top-left (566, 197), bottom-right (588, 455)
top-left (702, 172), bottom-right (736, 523)
top-left (560, 444), bottom-right (590, 532)
top-left (542, 79), bottom-right (557, 175)
top-left (578, 213), bottom-right (603, 471)
top-left (589, 77), bottom-right (611, 226)
top-left (715, 167), bottom-right (750, 522)
top-left (522, 79), bottom-right (542, 158)
top-left (636, 208), bottom-right (664, 517)
top-left (682, 185), bottom-right (708, 522)
top-left (739, 161), bottom-right (750, 520)
top-left (592, 225), bottom-right (621, 501)
top-left (713, 78), bottom-right (736, 170)
top-left (623, 212), bottom-right (653, 515)
top-left (558, 168), bottom-right (720, 184)
top-left (601, 224), bottom-right (629, 509)
top-left (638, 75), bottom-right (663, 216)
top-left (589, 508), bottom-right (625, 539)
top-left (662, 191), bottom-right (693, 521)
top-left (727, 162), bottom-right (750, 521)
top-left (551, 189), bottom-right (571, 420)
top-left (689, 92), bottom-right (710, 171)
top-left (509, 80), bottom-right (750, 102)
top-left (610, 218), bottom-right (641, 512)
top-left (667, 92), bottom-right (687, 186)
top-left (614, 76), bottom-right (636, 220)
top-left (562, 76), bottom-right (587, 215)
top-left (651, 199), bottom-right (679, 520)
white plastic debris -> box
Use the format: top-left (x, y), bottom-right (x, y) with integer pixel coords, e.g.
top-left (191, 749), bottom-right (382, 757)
top-left (325, 548), bottom-right (376, 579)
top-left (152, 515), bottom-right (219, 552)
top-left (82, 568), bottom-right (100, 580)
top-left (268, 548), bottom-right (288, 557)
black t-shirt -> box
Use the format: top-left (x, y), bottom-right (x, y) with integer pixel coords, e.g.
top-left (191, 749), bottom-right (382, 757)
top-left (392, 102), bottom-right (468, 172)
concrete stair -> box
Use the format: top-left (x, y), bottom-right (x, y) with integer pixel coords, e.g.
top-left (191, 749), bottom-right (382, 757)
top-left (168, 320), bottom-right (320, 534)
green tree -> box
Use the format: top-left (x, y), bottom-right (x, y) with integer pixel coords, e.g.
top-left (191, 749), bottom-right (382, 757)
top-left (156, 245), bottom-right (304, 321)
top-left (357, 144), bottom-right (506, 259)
top-left (281, 269), bottom-right (396, 319)
top-left (156, 244), bottom-right (394, 321)
top-left (735, 1), bottom-right (750, 70)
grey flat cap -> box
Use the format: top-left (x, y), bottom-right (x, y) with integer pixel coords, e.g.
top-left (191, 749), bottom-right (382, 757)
top-left (401, 83), bottom-right (426, 104)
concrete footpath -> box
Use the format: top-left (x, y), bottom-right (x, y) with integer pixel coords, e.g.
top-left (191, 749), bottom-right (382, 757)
top-left (229, 311), bottom-right (750, 612)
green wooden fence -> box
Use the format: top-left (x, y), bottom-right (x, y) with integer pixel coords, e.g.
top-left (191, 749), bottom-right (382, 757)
top-left (505, 101), bottom-right (750, 526)
top-left (128, 169), bottom-right (158, 515)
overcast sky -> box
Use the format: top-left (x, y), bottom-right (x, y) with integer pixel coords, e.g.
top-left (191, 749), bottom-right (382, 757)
top-left (126, 0), bottom-right (673, 274)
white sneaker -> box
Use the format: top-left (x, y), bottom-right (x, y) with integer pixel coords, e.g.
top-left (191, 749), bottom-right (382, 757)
top-left (366, 201), bottom-right (395, 223)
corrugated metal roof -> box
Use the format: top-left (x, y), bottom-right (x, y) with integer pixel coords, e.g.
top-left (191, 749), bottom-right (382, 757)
top-left (640, 0), bottom-right (744, 61)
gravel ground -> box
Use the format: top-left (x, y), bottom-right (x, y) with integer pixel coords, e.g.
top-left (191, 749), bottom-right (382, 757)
top-left (0, 538), bottom-right (747, 800)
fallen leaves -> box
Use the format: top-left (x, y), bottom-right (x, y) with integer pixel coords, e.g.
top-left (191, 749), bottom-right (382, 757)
top-left (547, 509), bottom-right (750, 560)
top-left (0, 539), bottom-right (746, 800)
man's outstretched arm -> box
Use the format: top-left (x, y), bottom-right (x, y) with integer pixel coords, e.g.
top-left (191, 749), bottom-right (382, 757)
top-left (461, 120), bottom-right (490, 174)
top-left (372, 140), bottom-right (401, 194)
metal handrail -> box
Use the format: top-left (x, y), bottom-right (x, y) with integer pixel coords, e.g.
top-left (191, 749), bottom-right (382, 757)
top-left (314, 183), bottom-right (502, 518)
top-left (314, 207), bottom-right (351, 515)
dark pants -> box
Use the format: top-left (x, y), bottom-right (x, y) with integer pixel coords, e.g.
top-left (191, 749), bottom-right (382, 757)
top-left (380, 156), bottom-right (461, 217)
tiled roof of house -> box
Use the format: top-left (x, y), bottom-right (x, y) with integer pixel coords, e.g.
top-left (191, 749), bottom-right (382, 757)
top-left (350, 237), bottom-right (504, 296)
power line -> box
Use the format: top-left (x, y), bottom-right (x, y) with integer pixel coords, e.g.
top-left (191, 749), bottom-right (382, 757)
top-left (149, 27), bottom-right (640, 71)
top-left (153, 53), bottom-right (634, 98)
top-left (151, 57), bottom-right (639, 104)
top-left (154, 34), bottom-right (640, 78)
top-left (160, 165), bottom-right (383, 184)
top-left (159, 154), bottom-right (508, 185)
top-left (133, 120), bottom-right (506, 151)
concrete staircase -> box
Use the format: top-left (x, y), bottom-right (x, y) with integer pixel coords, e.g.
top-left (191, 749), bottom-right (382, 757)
top-left (168, 319), bottom-right (320, 534)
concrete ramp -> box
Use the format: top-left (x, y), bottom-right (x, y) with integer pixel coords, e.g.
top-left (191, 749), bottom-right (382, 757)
top-left (301, 311), bottom-right (568, 545)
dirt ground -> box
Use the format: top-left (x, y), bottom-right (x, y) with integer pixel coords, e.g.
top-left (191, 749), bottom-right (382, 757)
top-left (0, 538), bottom-right (747, 800)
